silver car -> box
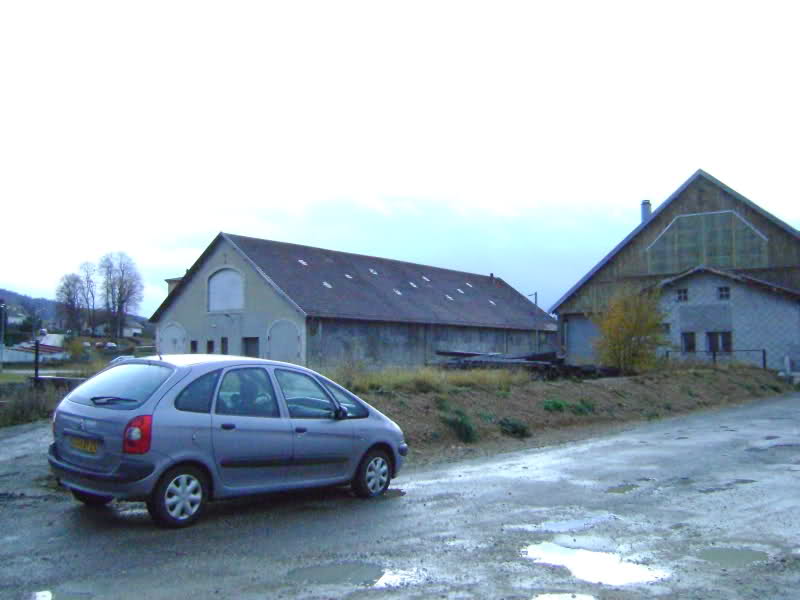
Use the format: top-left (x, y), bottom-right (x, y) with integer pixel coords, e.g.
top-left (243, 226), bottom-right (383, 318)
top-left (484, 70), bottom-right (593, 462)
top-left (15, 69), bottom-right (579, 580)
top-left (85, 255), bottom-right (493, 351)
top-left (48, 355), bottom-right (408, 528)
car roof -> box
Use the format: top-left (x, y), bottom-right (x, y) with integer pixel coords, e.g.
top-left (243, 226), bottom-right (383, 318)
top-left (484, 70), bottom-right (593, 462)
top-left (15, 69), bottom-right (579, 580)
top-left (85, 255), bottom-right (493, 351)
top-left (132, 354), bottom-right (307, 370)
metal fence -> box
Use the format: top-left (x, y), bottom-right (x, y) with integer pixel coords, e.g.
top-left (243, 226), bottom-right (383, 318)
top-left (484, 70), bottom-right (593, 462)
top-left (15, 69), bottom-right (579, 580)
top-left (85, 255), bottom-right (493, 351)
top-left (664, 349), bottom-right (767, 369)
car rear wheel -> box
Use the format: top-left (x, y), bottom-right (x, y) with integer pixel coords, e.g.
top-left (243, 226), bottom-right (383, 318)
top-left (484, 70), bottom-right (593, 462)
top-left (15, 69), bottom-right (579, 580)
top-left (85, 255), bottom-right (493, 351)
top-left (352, 449), bottom-right (391, 498)
top-left (71, 489), bottom-right (113, 506)
top-left (147, 465), bottom-right (208, 528)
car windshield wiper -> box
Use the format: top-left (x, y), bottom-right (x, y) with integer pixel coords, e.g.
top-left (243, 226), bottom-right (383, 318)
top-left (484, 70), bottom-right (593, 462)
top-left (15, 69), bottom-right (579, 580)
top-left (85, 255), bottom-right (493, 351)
top-left (90, 396), bottom-right (138, 405)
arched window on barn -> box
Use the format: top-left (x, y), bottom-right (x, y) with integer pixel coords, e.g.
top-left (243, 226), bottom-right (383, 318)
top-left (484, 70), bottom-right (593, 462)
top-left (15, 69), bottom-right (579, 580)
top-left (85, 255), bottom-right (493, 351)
top-left (208, 268), bottom-right (244, 312)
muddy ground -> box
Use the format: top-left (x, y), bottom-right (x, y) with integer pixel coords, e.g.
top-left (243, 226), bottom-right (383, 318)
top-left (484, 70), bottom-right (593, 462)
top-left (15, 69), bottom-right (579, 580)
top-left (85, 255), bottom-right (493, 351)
top-left (360, 365), bottom-right (794, 468)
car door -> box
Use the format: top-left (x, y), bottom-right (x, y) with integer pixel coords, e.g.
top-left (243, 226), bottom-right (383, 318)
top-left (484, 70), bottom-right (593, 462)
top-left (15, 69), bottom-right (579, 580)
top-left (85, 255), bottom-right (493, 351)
top-left (272, 368), bottom-right (355, 484)
top-left (210, 366), bottom-right (294, 492)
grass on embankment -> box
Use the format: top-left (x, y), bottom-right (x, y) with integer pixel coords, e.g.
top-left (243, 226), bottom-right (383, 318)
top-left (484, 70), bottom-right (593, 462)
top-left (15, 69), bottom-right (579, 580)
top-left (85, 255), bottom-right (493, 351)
top-left (323, 363), bottom-right (796, 452)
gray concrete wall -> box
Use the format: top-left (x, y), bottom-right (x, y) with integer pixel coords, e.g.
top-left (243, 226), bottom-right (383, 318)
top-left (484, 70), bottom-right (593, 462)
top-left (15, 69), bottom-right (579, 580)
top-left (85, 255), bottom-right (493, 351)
top-left (659, 273), bottom-right (800, 370)
top-left (306, 318), bottom-right (556, 371)
top-left (155, 239), bottom-right (307, 364)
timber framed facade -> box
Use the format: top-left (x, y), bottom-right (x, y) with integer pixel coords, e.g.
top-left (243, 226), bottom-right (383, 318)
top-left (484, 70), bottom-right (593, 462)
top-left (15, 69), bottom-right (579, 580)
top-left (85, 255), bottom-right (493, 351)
top-left (551, 170), bottom-right (800, 368)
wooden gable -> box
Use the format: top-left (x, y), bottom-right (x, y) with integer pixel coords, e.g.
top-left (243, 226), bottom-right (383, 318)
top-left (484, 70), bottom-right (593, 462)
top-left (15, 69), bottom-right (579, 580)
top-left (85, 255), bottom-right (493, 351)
top-left (556, 171), bottom-right (800, 315)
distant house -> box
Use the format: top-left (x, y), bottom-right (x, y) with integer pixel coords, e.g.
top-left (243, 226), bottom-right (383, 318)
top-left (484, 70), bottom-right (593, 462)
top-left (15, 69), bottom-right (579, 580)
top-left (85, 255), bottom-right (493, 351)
top-left (551, 170), bottom-right (800, 370)
top-left (93, 319), bottom-right (144, 338)
top-left (150, 233), bottom-right (557, 369)
top-left (6, 305), bottom-right (26, 326)
top-left (123, 320), bottom-right (143, 338)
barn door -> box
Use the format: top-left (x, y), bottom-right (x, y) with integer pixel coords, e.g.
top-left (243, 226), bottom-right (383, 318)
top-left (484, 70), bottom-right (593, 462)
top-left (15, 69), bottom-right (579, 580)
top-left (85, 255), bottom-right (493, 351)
top-left (159, 322), bottom-right (187, 354)
top-left (268, 320), bottom-right (301, 364)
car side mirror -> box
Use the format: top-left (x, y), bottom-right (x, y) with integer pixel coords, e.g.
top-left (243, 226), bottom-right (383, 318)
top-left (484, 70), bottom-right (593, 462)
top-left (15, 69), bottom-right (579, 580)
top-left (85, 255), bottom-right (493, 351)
top-left (334, 406), bottom-right (349, 420)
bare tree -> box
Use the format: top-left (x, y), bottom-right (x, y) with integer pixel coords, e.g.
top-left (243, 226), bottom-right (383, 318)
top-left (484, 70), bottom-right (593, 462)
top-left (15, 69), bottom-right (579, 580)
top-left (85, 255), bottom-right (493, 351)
top-left (56, 274), bottom-right (84, 333)
top-left (79, 262), bottom-right (98, 336)
top-left (99, 252), bottom-right (144, 338)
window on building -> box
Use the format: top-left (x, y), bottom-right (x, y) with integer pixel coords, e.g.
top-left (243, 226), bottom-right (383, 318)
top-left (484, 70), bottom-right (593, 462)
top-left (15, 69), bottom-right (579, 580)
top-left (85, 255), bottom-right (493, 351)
top-left (681, 332), bottom-right (696, 353)
top-left (221, 337), bottom-right (228, 354)
top-left (190, 340), bottom-right (198, 353)
top-left (718, 286), bottom-right (730, 300)
top-left (208, 268), bottom-right (244, 312)
top-left (677, 288), bottom-right (688, 302)
top-left (707, 331), bottom-right (733, 353)
top-left (206, 340), bottom-right (214, 354)
top-left (242, 337), bottom-right (259, 358)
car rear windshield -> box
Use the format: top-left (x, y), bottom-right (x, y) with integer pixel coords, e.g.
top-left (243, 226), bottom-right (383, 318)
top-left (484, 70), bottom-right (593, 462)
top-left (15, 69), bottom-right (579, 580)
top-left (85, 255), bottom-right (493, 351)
top-left (67, 363), bottom-right (175, 409)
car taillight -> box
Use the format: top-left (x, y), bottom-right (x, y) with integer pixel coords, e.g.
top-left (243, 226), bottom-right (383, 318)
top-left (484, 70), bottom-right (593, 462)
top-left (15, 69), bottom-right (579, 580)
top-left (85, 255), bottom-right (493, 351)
top-left (123, 415), bottom-right (152, 454)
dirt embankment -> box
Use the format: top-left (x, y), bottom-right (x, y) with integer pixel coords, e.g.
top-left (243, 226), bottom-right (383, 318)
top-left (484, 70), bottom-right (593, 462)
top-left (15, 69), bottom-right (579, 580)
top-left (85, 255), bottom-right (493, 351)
top-left (360, 365), bottom-right (795, 469)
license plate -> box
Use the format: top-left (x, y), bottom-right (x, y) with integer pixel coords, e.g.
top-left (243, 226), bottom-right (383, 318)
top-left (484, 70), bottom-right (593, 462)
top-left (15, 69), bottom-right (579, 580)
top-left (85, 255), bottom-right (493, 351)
top-left (70, 436), bottom-right (98, 454)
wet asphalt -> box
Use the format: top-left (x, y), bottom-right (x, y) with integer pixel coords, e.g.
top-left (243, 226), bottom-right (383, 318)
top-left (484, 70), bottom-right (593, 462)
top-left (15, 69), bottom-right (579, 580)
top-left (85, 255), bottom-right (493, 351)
top-left (2, 393), bottom-right (800, 600)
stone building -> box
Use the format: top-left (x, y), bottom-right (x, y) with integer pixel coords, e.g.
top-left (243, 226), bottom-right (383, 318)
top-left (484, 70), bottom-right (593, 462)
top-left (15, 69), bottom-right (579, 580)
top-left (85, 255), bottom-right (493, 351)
top-left (150, 233), bottom-right (557, 369)
top-left (550, 170), bottom-right (800, 369)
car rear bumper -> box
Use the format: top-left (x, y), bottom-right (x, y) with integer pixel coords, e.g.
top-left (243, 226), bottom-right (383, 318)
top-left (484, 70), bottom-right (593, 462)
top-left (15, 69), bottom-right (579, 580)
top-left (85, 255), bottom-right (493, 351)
top-left (48, 443), bottom-right (157, 499)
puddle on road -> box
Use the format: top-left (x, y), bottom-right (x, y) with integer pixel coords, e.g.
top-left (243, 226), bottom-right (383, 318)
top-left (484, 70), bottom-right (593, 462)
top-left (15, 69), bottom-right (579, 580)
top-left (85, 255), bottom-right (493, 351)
top-left (286, 562), bottom-right (423, 588)
top-left (522, 542), bottom-right (668, 586)
top-left (699, 479), bottom-right (756, 494)
top-left (532, 595), bottom-right (597, 600)
top-left (746, 444), bottom-right (800, 464)
top-left (29, 592), bottom-right (93, 600)
top-left (697, 547), bottom-right (768, 568)
top-left (506, 515), bottom-right (616, 534)
top-left (605, 484), bottom-right (638, 494)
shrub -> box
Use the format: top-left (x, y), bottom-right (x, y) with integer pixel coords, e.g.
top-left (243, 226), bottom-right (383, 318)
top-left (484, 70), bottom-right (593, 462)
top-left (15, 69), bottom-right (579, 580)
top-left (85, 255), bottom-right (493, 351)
top-left (593, 288), bottom-right (667, 374)
top-left (569, 398), bottom-right (595, 416)
top-left (498, 417), bottom-right (531, 438)
top-left (434, 395), bottom-right (452, 412)
top-left (441, 409), bottom-right (478, 443)
top-left (543, 398), bottom-right (566, 412)
top-left (478, 411), bottom-right (496, 423)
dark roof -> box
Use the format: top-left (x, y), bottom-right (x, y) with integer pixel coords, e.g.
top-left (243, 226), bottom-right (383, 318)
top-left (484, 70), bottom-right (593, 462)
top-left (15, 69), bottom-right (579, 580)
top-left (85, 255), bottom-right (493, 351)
top-left (549, 169), bottom-right (800, 313)
top-left (151, 233), bottom-right (555, 331)
top-left (654, 266), bottom-right (800, 300)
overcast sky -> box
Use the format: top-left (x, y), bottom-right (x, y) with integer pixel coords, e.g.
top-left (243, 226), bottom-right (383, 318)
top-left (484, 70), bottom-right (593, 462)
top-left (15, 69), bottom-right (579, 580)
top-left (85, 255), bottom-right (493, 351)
top-left (2, 1), bottom-right (799, 319)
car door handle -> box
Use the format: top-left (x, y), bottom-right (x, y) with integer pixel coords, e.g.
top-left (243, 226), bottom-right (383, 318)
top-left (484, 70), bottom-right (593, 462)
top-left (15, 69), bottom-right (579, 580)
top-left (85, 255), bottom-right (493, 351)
top-left (221, 423), bottom-right (236, 430)
top-left (295, 427), bottom-right (308, 434)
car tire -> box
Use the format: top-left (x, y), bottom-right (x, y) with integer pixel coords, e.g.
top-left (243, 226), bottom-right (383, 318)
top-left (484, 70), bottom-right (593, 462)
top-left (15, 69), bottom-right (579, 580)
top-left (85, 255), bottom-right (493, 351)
top-left (147, 465), bottom-right (209, 528)
top-left (71, 489), bottom-right (113, 506)
top-left (352, 449), bottom-right (391, 498)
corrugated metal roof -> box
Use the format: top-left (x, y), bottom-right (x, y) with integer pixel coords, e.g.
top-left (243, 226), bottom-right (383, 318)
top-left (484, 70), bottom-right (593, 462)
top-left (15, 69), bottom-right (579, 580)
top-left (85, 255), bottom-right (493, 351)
top-left (549, 169), bottom-right (800, 313)
top-left (151, 233), bottom-right (555, 331)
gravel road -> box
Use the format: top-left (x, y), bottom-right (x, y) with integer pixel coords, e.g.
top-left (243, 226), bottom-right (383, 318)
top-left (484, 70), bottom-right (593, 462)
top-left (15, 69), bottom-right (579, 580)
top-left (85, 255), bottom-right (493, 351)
top-left (2, 393), bottom-right (799, 599)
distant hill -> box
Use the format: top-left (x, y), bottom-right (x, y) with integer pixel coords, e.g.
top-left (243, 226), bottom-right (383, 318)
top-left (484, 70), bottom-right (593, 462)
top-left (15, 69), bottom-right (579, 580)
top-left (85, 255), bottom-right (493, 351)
top-left (0, 287), bottom-right (147, 325)
top-left (0, 288), bottom-right (58, 320)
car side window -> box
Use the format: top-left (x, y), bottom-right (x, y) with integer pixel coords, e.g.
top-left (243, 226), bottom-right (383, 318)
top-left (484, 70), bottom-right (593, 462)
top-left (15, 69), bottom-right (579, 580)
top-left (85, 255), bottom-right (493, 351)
top-left (215, 368), bottom-right (279, 417)
top-left (275, 369), bottom-right (336, 419)
top-left (320, 379), bottom-right (369, 418)
top-left (175, 370), bottom-right (221, 413)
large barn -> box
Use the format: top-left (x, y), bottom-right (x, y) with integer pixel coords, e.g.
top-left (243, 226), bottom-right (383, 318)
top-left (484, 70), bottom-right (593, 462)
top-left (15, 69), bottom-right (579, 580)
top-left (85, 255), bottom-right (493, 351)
top-left (551, 170), bottom-right (800, 370)
top-left (150, 233), bottom-right (557, 369)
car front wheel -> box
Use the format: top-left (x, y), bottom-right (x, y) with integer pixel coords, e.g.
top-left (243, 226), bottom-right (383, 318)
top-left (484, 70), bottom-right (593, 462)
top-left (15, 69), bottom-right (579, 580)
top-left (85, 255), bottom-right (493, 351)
top-left (352, 449), bottom-right (391, 498)
top-left (147, 465), bottom-right (209, 528)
